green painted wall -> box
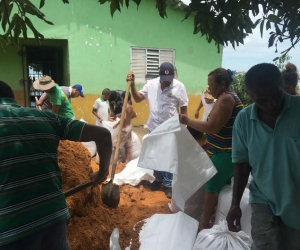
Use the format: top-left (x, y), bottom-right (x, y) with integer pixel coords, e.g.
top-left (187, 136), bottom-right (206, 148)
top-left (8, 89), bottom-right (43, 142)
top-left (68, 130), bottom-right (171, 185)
top-left (0, 1), bottom-right (222, 124)
top-left (1, 0), bottom-right (222, 94)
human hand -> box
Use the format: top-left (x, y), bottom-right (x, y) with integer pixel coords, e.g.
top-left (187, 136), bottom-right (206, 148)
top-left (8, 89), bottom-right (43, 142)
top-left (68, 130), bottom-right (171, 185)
top-left (90, 170), bottom-right (108, 186)
top-left (99, 117), bottom-right (103, 123)
top-left (113, 124), bottom-right (118, 129)
top-left (179, 114), bottom-right (190, 125)
top-left (195, 111), bottom-right (199, 119)
top-left (226, 205), bottom-right (242, 232)
top-left (36, 100), bottom-right (42, 106)
top-left (126, 73), bottom-right (135, 86)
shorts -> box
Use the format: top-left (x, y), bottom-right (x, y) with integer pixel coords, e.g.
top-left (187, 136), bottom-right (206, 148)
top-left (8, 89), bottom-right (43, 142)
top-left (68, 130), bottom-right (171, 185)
top-left (114, 125), bottom-right (132, 148)
top-left (205, 152), bottom-right (234, 194)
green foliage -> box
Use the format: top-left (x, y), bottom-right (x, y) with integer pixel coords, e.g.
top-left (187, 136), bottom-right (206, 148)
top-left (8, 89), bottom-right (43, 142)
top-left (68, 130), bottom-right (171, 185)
top-left (231, 72), bottom-right (253, 107)
top-left (0, 0), bottom-right (300, 57)
top-left (274, 54), bottom-right (292, 70)
top-left (0, 0), bottom-right (54, 46)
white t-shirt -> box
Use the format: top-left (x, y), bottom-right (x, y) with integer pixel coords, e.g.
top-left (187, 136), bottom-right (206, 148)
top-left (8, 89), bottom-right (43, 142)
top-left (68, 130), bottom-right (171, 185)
top-left (201, 90), bottom-right (215, 121)
top-left (139, 77), bottom-right (189, 131)
top-left (93, 97), bottom-right (110, 126)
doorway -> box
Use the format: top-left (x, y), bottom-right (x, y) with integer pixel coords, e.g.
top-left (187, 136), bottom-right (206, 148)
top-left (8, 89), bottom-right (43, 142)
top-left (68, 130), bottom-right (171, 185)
top-left (26, 46), bottom-right (64, 108)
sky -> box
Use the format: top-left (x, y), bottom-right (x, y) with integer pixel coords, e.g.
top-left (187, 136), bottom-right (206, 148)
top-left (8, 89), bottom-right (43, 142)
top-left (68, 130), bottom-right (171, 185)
top-left (222, 27), bottom-right (300, 72)
top-left (180, 0), bottom-right (300, 72)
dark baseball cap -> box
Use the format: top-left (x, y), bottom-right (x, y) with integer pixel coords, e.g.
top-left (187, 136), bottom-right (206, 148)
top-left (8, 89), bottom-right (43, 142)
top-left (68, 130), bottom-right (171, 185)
top-left (159, 62), bottom-right (175, 82)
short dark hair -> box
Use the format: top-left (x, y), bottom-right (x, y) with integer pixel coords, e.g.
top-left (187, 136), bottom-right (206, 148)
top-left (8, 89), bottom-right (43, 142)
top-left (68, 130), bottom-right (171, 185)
top-left (102, 88), bottom-right (110, 95)
top-left (0, 81), bottom-right (15, 99)
top-left (121, 91), bottom-right (131, 102)
top-left (282, 62), bottom-right (299, 86)
top-left (208, 68), bottom-right (233, 87)
top-left (109, 91), bottom-right (117, 102)
top-left (245, 63), bottom-right (283, 88)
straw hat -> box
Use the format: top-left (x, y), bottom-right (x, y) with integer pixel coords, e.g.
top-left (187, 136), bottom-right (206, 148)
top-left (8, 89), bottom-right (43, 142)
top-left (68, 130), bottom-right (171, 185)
top-left (204, 87), bottom-right (214, 100)
top-left (33, 75), bottom-right (57, 91)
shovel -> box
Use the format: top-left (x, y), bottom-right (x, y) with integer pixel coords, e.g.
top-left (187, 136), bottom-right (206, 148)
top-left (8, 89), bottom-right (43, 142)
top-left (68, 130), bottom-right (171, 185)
top-left (35, 96), bottom-right (42, 110)
top-left (101, 79), bottom-right (132, 208)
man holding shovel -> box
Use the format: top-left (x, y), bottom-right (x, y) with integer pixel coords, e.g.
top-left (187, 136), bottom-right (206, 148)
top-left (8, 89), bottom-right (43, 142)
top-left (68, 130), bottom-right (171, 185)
top-left (126, 62), bottom-right (188, 198)
top-left (0, 81), bottom-right (112, 250)
top-left (33, 75), bottom-right (75, 119)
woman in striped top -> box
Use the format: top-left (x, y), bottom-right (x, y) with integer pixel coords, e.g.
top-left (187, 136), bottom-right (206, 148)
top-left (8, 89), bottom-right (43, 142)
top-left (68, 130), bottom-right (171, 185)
top-left (180, 68), bottom-right (243, 230)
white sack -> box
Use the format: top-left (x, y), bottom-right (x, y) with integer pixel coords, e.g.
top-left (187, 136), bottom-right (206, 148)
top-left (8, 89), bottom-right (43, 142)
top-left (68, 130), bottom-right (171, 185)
top-left (80, 119), bottom-right (97, 157)
top-left (193, 221), bottom-right (252, 250)
top-left (214, 185), bottom-right (252, 237)
top-left (81, 141), bottom-right (97, 157)
top-left (169, 185), bottom-right (205, 221)
top-left (139, 212), bottom-right (199, 250)
top-left (102, 119), bottom-right (119, 143)
top-left (110, 228), bottom-right (121, 250)
top-left (113, 158), bottom-right (155, 186)
top-left (138, 115), bottom-right (217, 211)
top-left (120, 132), bottom-right (141, 161)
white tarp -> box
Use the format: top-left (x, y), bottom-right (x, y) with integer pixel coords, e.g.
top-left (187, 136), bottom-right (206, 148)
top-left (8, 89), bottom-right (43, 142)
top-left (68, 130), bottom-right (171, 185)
top-left (139, 212), bottom-right (199, 250)
top-left (138, 115), bottom-right (217, 211)
top-left (113, 158), bottom-right (155, 186)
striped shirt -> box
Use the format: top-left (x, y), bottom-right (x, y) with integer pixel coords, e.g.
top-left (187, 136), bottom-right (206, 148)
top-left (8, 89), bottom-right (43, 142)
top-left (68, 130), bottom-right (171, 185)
top-left (0, 98), bottom-right (85, 246)
top-left (206, 90), bottom-right (243, 155)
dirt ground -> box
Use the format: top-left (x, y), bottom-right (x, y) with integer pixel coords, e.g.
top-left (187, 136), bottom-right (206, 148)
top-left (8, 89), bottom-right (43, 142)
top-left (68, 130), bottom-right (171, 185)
top-left (60, 126), bottom-right (171, 250)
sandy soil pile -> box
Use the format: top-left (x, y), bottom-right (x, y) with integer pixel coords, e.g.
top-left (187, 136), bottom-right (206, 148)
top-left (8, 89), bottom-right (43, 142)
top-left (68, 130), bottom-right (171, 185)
top-left (58, 140), bottom-right (170, 250)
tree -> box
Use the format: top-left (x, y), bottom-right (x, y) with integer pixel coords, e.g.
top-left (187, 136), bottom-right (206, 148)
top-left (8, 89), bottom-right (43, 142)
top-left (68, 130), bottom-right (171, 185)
top-left (0, 0), bottom-right (299, 59)
top-left (274, 54), bottom-right (292, 70)
top-left (231, 72), bottom-right (253, 107)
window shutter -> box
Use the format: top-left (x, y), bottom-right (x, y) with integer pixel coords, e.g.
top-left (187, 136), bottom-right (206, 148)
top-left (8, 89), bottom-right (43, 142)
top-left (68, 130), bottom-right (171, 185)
top-left (130, 47), bottom-right (175, 84)
top-left (146, 49), bottom-right (159, 80)
top-left (131, 48), bottom-right (146, 84)
top-left (160, 49), bottom-right (175, 65)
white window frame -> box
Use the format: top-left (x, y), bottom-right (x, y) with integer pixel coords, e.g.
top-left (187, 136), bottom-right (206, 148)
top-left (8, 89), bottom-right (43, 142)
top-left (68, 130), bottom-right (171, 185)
top-left (130, 46), bottom-right (176, 84)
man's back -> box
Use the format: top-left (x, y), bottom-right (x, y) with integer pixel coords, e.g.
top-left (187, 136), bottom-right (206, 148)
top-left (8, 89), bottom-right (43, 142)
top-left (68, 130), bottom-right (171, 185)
top-left (0, 99), bottom-right (84, 246)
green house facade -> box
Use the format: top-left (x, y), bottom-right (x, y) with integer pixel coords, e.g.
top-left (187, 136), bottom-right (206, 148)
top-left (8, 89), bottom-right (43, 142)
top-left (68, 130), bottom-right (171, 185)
top-left (0, 0), bottom-right (222, 124)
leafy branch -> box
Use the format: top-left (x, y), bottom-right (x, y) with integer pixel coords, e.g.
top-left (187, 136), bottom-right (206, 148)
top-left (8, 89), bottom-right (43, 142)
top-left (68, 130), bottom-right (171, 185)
top-left (0, 0), bottom-right (299, 57)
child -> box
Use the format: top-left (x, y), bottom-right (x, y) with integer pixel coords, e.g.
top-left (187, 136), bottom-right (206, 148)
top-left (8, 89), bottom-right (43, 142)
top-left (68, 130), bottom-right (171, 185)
top-left (92, 88), bottom-right (111, 127)
top-left (113, 92), bottom-right (137, 164)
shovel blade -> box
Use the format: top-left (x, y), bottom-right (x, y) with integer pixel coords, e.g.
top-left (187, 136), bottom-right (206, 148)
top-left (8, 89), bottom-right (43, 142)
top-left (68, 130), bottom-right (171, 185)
top-left (101, 182), bottom-right (120, 208)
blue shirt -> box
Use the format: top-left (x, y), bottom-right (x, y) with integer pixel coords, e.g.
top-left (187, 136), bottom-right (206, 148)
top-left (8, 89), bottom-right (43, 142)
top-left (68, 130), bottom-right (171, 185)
top-left (232, 92), bottom-right (300, 230)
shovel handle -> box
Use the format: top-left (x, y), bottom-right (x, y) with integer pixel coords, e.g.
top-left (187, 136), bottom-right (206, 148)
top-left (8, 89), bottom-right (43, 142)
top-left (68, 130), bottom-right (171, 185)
top-left (35, 96), bottom-right (42, 111)
top-left (110, 79), bottom-right (132, 181)
top-left (64, 180), bottom-right (93, 198)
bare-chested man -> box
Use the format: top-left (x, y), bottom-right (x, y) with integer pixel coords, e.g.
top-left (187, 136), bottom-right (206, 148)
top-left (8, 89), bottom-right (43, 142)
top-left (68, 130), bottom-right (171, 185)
top-left (113, 92), bottom-right (137, 164)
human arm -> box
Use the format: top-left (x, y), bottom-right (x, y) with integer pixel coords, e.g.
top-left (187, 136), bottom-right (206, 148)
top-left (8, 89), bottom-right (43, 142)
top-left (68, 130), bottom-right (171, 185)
top-left (179, 94), bottom-right (235, 134)
top-left (37, 92), bottom-right (48, 106)
top-left (126, 72), bottom-right (145, 103)
top-left (180, 106), bottom-right (188, 116)
top-left (109, 102), bottom-right (115, 118)
top-left (195, 99), bottom-right (203, 119)
top-left (52, 105), bottom-right (60, 114)
top-left (131, 109), bottom-right (137, 119)
top-left (226, 162), bottom-right (251, 232)
top-left (79, 124), bottom-right (112, 185)
top-left (92, 109), bottom-right (103, 123)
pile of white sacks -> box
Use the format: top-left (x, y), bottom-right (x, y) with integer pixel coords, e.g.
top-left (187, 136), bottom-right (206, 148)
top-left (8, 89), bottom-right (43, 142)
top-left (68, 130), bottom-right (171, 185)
top-left (82, 117), bottom-right (253, 250)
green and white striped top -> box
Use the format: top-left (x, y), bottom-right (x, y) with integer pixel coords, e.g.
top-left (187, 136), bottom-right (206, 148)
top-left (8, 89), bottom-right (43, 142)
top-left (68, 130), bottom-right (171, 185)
top-left (0, 98), bottom-right (85, 246)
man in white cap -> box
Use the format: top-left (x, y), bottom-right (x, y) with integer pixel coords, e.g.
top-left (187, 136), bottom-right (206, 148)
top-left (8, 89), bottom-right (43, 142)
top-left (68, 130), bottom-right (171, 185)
top-left (126, 62), bottom-right (188, 198)
top-left (33, 76), bottom-right (75, 119)
top-left (37, 84), bottom-right (84, 112)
